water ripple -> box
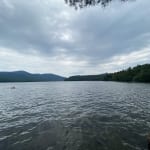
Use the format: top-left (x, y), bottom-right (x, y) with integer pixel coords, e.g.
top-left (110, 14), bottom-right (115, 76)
top-left (0, 82), bottom-right (150, 150)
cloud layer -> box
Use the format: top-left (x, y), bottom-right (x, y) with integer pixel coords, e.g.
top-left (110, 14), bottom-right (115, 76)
top-left (0, 0), bottom-right (150, 76)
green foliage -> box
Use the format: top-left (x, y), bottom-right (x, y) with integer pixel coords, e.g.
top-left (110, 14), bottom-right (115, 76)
top-left (111, 64), bottom-right (150, 82)
top-left (133, 69), bottom-right (150, 82)
top-left (65, 64), bottom-right (150, 83)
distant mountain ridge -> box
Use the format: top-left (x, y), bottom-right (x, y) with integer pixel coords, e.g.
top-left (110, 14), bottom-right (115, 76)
top-left (0, 71), bottom-right (65, 82)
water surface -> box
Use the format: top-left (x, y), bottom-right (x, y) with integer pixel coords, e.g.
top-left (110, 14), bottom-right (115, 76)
top-left (0, 82), bottom-right (150, 150)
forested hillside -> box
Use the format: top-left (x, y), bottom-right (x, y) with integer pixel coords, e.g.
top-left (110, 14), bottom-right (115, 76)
top-left (65, 64), bottom-right (150, 82)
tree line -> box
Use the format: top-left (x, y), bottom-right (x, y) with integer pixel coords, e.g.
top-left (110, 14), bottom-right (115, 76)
top-left (65, 64), bottom-right (150, 82)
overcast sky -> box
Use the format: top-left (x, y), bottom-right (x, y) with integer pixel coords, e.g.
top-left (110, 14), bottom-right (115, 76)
top-left (0, 0), bottom-right (150, 76)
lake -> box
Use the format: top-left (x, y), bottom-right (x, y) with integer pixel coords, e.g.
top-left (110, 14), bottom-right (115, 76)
top-left (0, 82), bottom-right (150, 150)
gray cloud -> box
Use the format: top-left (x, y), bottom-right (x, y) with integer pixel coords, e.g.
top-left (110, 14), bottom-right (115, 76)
top-left (67, 0), bottom-right (150, 60)
top-left (0, 0), bottom-right (150, 75)
top-left (0, 0), bottom-right (67, 55)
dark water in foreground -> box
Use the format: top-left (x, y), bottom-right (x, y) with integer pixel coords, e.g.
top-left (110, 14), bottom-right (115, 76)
top-left (0, 82), bottom-right (150, 150)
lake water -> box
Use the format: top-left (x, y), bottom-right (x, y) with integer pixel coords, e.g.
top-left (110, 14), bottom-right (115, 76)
top-left (0, 82), bottom-right (150, 150)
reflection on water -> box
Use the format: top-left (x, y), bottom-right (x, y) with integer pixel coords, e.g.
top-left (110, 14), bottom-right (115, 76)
top-left (65, 0), bottom-right (132, 9)
top-left (0, 82), bottom-right (150, 150)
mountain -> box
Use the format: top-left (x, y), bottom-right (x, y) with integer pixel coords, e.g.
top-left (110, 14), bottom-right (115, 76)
top-left (0, 71), bottom-right (65, 82)
top-left (65, 64), bottom-right (150, 83)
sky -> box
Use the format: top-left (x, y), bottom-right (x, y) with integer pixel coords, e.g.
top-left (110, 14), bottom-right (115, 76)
top-left (0, 0), bottom-right (150, 77)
